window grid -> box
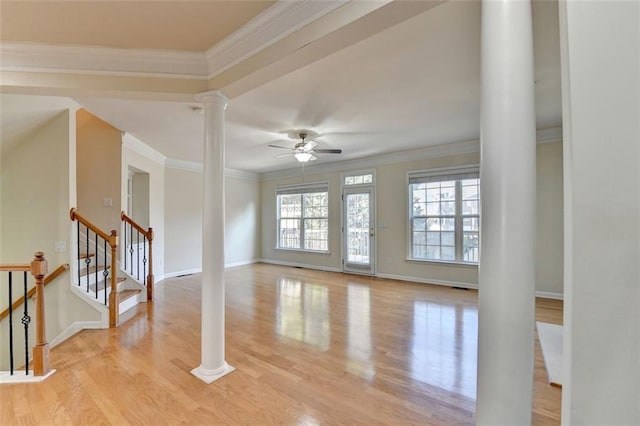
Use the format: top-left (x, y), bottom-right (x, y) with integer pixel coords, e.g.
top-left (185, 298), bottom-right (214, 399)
top-left (344, 173), bottom-right (373, 186)
top-left (277, 191), bottom-right (328, 252)
top-left (410, 178), bottom-right (479, 263)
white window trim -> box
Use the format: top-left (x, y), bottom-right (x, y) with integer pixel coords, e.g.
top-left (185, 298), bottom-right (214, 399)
top-left (406, 165), bottom-right (480, 265)
top-left (275, 181), bottom-right (330, 253)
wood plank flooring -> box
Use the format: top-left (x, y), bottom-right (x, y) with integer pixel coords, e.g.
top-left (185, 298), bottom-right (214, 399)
top-left (1, 263), bottom-right (563, 425)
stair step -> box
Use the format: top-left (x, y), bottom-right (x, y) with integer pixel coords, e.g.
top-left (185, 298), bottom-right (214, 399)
top-left (85, 277), bottom-right (126, 293)
top-left (119, 289), bottom-right (141, 303)
top-left (78, 252), bottom-right (95, 260)
top-left (80, 265), bottom-right (111, 277)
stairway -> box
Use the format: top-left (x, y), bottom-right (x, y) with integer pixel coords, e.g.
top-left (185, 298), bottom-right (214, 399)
top-left (75, 252), bottom-right (143, 320)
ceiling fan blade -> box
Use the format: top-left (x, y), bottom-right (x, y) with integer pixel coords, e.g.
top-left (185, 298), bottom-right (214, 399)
top-left (309, 154), bottom-right (318, 162)
top-left (274, 153), bottom-right (294, 158)
top-left (313, 149), bottom-right (342, 154)
top-left (302, 140), bottom-right (318, 152)
top-left (268, 144), bottom-right (293, 150)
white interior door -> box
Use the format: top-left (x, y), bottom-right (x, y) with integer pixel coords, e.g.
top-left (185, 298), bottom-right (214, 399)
top-left (342, 187), bottom-right (375, 275)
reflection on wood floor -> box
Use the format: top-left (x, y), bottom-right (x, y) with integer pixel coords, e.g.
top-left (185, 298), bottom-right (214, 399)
top-left (1, 263), bottom-right (562, 425)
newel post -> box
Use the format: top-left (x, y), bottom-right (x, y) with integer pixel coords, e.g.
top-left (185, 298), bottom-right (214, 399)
top-left (31, 252), bottom-right (49, 376)
top-left (108, 230), bottom-right (119, 327)
top-left (147, 227), bottom-right (154, 301)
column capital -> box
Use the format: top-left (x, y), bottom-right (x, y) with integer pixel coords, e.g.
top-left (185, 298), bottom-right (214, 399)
top-left (195, 90), bottom-right (229, 109)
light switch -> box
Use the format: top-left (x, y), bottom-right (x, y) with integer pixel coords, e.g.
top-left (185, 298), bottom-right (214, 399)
top-left (54, 241), bottom-right (67, 252)
top-left (103, 198), bottom-right (113, 207)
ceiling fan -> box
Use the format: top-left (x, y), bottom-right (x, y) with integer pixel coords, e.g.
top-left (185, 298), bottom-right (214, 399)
top-left (268, 131), bottom-right (342, 163)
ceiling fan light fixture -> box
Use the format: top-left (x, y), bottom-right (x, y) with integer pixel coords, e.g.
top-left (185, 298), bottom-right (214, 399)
top-left (294, 152), bottom-right (313, 163)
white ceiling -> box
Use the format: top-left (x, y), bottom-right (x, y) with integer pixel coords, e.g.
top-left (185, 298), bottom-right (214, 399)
top-left (1, 1), bottom-right (561, 174)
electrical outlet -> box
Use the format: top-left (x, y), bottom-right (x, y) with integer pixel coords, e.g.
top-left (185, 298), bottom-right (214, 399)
top-left (54, 241), bottom-right (67, 252)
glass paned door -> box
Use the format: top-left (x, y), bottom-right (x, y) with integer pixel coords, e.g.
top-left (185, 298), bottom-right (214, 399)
top-left (343, 187), bottom-right (375, 275)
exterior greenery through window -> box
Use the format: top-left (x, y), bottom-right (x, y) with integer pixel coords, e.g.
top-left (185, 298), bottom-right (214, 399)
top-left (409, 168), bottom-right (479, 263)
top-left (277, 186), bottom-right (329, 252)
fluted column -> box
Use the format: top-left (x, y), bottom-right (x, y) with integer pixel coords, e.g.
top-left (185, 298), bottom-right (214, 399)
top-left (191, 90), bottom-right (235, 383)
top-left (476, 0), bottom-right (536, 423)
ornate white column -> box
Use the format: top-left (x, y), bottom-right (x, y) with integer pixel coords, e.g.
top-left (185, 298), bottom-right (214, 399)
top-left (191, 90), bottom-right (235, 383)
top-left (476, 0), bottom-right (536, 423)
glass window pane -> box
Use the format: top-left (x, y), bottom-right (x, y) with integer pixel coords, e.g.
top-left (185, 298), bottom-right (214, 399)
top-left (426, 188), bottom-right (440, 202)
top-left (441, 218), bottom-right (455, 231)
top-left (426, 218), bottom-right (441, 231)
top-left (463, 200), bottom-right (478, 215)
top-left (463, 217), bottom-right (479, 232)
top-left (279, 219), bottom-right (300, 249)
top-left (441, 231), bottom-right (455, 246)
top-left (427, 202), bottom-right (440, 215)
top-left (441, 201), bottom-right (455, 215)
top-left (304, 219), bottom-right (328, 251)
top-left (441, 246), bottom-right (455, 260)
top-left (426, 246), bottom-right (440, 260)
top-left (363, 174), bottom-right (373, 183)
top-left (413, 231), bottom-right (426, 246)
top-left (462, 184), bottom-right (479, 201)
top-left (413, 218), bottom-right (426, 231)
top-left (426, 232), bottom-right (440, 245)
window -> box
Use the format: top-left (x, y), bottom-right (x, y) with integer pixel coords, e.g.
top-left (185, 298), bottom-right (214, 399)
top-left (277, 184), bottom-right (329, 252)
top-left (408, 167), bottom-right (480, 263)
top-left (344, 173), bottom-right (373, 186)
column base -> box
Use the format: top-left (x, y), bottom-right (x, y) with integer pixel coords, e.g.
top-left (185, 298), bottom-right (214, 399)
top-left (191, 362), bottom-right (235, 384)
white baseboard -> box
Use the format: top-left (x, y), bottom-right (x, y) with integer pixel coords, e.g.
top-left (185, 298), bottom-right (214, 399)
top-left (535, 291), bottom-right (564, 300)
top-left (376, 273), bottom-right (478, 290)
top-left (225, 259), bottom-right (259, 269)
top-left (49, 321), bottom-right (104, 348)
top-left (162, 268), bottom-right (202, 280)
top-left (258, 258), bottom-right (342, 273)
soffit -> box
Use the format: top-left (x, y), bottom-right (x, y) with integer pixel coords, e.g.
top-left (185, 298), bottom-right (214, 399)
top-left (0, 1), bottom-right (275, 52)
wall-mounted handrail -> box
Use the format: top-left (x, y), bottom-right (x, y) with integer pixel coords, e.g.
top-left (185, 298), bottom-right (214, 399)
top-left (121, 211), bottom-right (154, 301)
top-left (70, 208), bottom-right (119, 327)
top-left (0, 252), bottom-right (51, 377)
top-left (0, 264), bottom-right (69, 321)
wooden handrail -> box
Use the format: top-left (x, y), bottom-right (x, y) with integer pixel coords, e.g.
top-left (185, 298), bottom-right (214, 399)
top-left (120, 211), bottom-right (152, 239)
top-left (0, 264), bottom-right (30, 272)
top-left (0, 264), bottom-right (69, 321)
top-left (70, 208), bottom-right (114, 242)
top-left (121, 211), bottom-right (154, 301)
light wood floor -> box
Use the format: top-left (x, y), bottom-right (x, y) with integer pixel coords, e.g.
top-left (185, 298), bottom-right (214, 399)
top-left (1, 263), bottom-right (563, 425)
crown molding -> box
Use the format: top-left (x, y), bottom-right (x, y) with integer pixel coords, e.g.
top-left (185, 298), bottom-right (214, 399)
top-left (205, 0), bottom-right (349, 78)
top-left (225, 168), bottom-right (260, 181)
top-left (165, 158), bottom-right (203, 172)
top-left (122, 132), bottom-right (167, 166)
top-left (165, 158), bottom-right (260, 181)
top-left (0, 42), bottom-right (208, 79)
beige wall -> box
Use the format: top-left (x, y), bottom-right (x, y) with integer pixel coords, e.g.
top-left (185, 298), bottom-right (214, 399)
top-left (164, 167), bottom-right (202, 275)
top-left (76, 109), bottom-right (122, 232)
top-left (121, 145), bottom-right (165, 281)
top-left (225, 174), bottom-right (262, 266)
top-left (1, 110), bottom-right (100, 370)
top-left (535, 141), bottom-right (563, 295)
top-left (164, 167), bottom-right (261, 276)
top-left (261, 143), bottom-right (564, 296)
top-left (131, 171), bottom-right (150, 228)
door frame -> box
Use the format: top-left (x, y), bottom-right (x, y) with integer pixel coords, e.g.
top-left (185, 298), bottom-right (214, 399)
top-left (341, 170), bottom-right (377, 275)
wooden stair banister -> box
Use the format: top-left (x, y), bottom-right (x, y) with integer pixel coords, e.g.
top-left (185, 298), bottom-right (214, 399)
top-left (120, 211), bottom-right (154, 301)
top-left (0, 263), bottom-right (69, 321)
top-left (0, 252), bottom-right (51, 377)
top-left (70, 208), bottom-right (120, 327)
